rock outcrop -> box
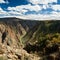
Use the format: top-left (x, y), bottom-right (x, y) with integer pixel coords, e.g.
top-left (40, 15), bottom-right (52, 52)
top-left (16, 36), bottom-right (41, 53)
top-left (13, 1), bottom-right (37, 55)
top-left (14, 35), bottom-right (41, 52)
top-left (0, 18), bottom-right (60, 60)
top-left (0, 18), bottom-right (40, 60)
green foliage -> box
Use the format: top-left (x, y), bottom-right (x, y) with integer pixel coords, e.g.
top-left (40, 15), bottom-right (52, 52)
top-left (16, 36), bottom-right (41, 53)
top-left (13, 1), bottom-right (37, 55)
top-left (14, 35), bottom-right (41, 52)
top-left (22, 21), bottom-right (60, 49)
top-left (0, 57), bottom-right (3, 60)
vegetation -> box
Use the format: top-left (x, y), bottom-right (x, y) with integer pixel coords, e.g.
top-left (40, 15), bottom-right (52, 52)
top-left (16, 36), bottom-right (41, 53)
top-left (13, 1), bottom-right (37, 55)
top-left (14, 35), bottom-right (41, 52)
top-left (0, 56), bottom-right (3, 60)
top-left (0, 18), bottom-right (60, 60)
top-left (23, 21), bottom-right (60, 56)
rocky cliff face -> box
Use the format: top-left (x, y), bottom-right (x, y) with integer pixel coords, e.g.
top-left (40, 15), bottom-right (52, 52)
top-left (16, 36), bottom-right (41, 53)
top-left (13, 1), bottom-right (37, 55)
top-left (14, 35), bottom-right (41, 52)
top-left (0, 17), bottom-right (41, 60)
top-left (0, 18), bottom-right (60, 60)
top-left (0, 18), bottom-right (39, 47)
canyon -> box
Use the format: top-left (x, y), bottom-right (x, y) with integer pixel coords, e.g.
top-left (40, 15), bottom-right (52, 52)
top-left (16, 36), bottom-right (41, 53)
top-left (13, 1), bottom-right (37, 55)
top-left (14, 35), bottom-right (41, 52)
top-left (0, 17), bottom-right (60, 60)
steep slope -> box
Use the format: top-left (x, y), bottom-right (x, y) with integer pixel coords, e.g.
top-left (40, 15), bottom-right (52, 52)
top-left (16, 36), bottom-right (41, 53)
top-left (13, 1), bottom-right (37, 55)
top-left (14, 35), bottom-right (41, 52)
top-left (0, 17), bottom-right (41, 60)
top-left (0, 18), bottom-right (60, 60)
top-left (22, 20), bottom-right (60, 44)
top-left (0, 17), bottom-right (39, 47)
top-left (22, 20), bottom-right (60, 60)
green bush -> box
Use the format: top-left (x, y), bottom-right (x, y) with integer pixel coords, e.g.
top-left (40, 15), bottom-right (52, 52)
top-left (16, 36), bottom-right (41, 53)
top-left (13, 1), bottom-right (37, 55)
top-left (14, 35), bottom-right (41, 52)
top-left (0, 56), bottom-right (3, 60)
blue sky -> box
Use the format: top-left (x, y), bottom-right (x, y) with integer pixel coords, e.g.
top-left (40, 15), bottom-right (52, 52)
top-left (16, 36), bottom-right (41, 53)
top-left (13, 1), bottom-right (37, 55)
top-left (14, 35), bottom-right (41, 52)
top-left (0, 0), bottom-right (60, 20)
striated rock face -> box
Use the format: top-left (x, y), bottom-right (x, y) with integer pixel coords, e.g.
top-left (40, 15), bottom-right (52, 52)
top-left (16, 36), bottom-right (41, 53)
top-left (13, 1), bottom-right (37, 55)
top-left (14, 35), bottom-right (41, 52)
top-left (0, 21), bottom-right (21, 48)
top-left (0, 44), bottom-right (41, 60)
top-left (0, 18), bottom-right (60, 60)
top-left (0, 18), bottom-right (40, 48)
top-left (0, 18), bottom-right (40, 60)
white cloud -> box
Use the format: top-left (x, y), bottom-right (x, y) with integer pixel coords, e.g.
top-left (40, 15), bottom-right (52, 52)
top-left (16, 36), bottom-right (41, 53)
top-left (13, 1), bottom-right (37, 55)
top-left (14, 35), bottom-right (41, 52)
top-left (0, 0), bottom-right (5, 3)
top-left (51, 5), bottom-right (60, 11)
top-left (2, 13), bottom-right (60, 20)
top-left (8, 4), bottom-right (42, 13)
top-left (0, 7), bottom-right (60, 20)
top-left (0, 0), bottom-right (9, 3)
top-left (18, 11), bottom-right (60, 20)
top-left (29, 0), bottom-right (57, 4)
top-left (0, 0), bottom-right (60, 20)
top-left (0, 8), bottom-right (7, 14)
top-left (8, 6), bottom-right (28, 14)
top-left (42, 5), bottom-right (49, 9)
top-left (0, 7), bottom-right (10, 18)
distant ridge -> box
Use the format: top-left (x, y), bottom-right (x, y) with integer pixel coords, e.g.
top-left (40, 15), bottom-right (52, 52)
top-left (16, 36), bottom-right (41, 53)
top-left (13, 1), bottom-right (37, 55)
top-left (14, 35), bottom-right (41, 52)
top-left (0, 17), bottom-right (40, 21)
top-left (0, 17), bottom-right (60, 21)
top-left (0, 17), bottom-right (21, 21)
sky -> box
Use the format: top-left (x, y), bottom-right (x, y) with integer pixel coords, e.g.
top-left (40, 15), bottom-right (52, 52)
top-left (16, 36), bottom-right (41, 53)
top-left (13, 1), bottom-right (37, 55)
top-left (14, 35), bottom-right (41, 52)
top-left (0, 0), bottom-right (60, 20)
